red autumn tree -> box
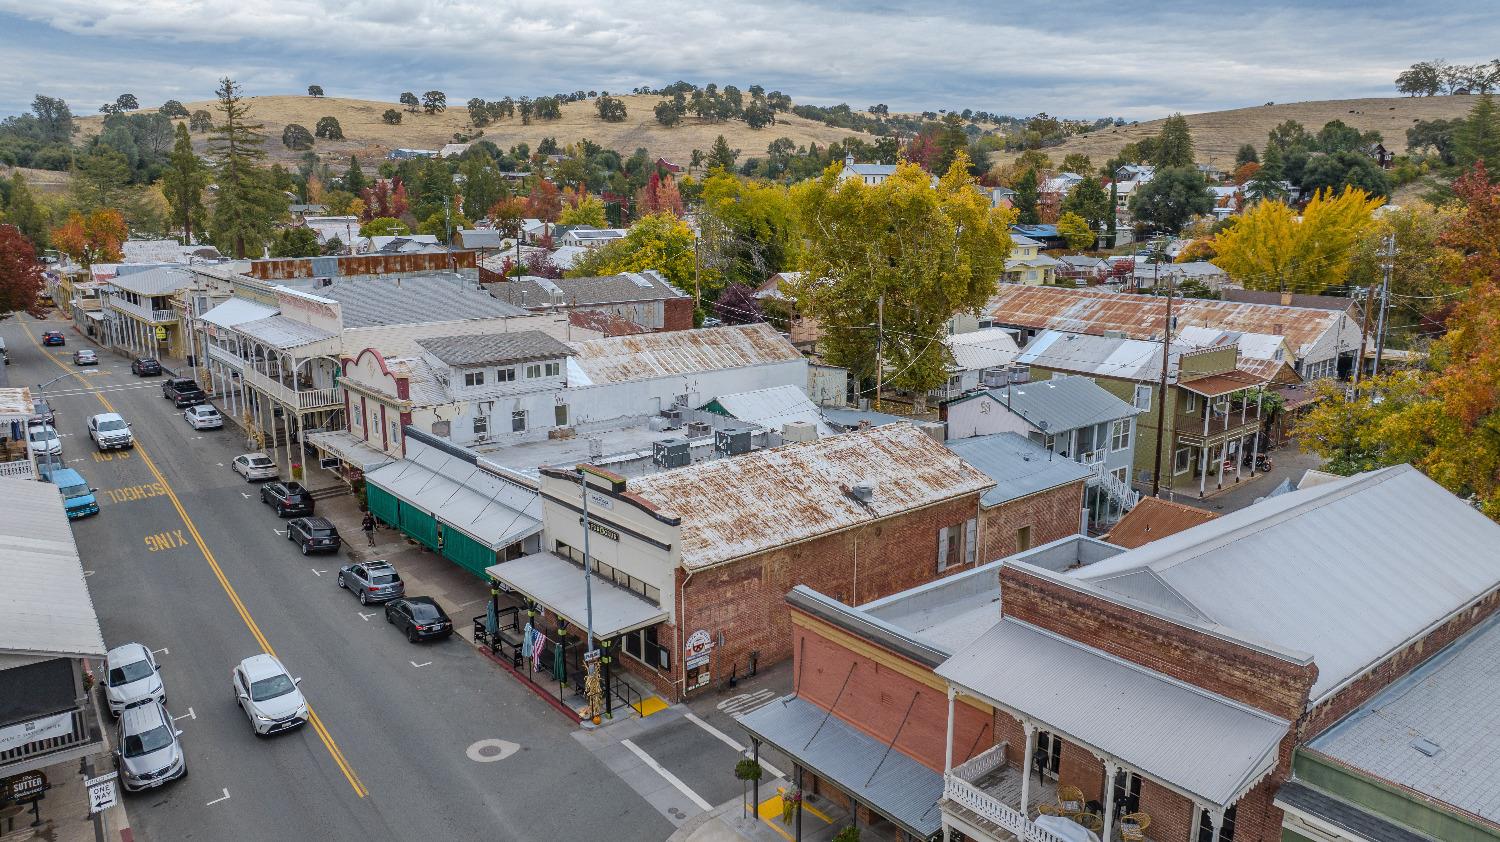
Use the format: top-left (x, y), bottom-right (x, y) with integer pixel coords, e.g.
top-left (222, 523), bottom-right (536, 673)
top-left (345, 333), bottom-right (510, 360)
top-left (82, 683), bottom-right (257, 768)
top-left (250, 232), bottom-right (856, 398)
top-left (527, 179), bottom-right (563, 223)
top-left (713, 282), bottom-right (764, 325)
top-left (635, 172), bottom-right (685, 217)
top-left (390, 179), bottom-right (410, 219)
top-left (362, 181), bottom-right (390, 218)
top-left (51, 209), bottom-right (127, 269)
top-left (1232, 161), bottom-right (1261, 185)
top-left (0, 224), bottom-right (48, 318)
top-left (489, 196), bottom-right (529, 239)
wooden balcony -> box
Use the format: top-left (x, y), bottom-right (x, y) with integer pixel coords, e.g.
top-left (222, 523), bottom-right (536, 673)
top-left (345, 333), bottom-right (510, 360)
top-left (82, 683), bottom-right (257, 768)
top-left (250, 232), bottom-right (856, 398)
top-left (242, 367), bottom-right (340, 411)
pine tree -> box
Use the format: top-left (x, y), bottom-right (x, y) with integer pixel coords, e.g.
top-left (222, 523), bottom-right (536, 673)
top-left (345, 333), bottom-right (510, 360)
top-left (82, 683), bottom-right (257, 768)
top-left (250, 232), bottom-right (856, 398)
top-left (1246, 145), bottom-right (1287, 203)
top-left (1013, 168), bottom-right (1040, 224)
top-left (206, 78), bottom-right (284, 257)
top-left (1152, 114), bottom-right (1195, 168)
top-left (1, 173), bottom-right (48, 248)
top-left (344, 156), bottom-right (367, 194)
top-left (160, 123), bottom-right (210, 244)
top-left (1455, 93), bottom-right (1500, 179)
top-left (708, 135), bottom-right (738, 172)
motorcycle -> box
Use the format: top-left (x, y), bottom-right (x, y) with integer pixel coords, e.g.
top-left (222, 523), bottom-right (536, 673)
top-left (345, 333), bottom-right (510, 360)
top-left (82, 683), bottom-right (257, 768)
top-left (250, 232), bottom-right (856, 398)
top-left (1242, 452), bottom-right (1273, 472)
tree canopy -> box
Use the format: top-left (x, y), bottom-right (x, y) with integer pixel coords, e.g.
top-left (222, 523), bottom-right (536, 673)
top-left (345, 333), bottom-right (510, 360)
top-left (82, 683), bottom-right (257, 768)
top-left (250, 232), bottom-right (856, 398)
top-left (0, 224), bottom-right (46, 317)
top-left (206, 78), bottom-right (285, 258)
top-left (1210, 187), bottom-right (1382, 293)
top-left (1128, 166), bottom-right (1212, 233)
top-left (569, 213), bottom-right (697, 291)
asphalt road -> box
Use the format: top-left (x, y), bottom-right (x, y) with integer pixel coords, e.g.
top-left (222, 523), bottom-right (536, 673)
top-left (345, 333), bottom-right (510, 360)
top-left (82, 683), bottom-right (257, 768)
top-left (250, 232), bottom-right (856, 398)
top-left (6, 315), bottom-right (673, 842)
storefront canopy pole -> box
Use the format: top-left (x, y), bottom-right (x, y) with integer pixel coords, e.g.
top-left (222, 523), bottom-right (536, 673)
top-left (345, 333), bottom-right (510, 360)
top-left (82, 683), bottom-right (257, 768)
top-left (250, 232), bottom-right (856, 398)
top-left (578, 466), bottom-right (597, 652)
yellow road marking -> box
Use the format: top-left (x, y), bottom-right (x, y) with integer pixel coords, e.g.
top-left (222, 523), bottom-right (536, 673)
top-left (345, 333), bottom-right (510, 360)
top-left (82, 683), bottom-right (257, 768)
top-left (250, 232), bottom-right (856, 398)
top-left (105, 481), bottom-right (167, 504)
top-left (21, 322), bottom-right (368, 798)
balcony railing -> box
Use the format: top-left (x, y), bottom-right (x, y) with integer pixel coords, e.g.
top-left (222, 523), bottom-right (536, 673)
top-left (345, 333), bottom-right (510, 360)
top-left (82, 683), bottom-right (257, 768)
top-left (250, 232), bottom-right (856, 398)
top-left (207, 343), bottom-right (247, 368)
top-left (943, 742), bottom-right (1075, 842)
top-left (0, 458), bottom-right (36, 479)
top-left (152, 308), bottom-right (178, 322)
top-left (104, 294), bottom-right (177, 324)
top-left (242, 367), bottom-right (340, 411)
top-left (0, 708), bottom-right (98, 774)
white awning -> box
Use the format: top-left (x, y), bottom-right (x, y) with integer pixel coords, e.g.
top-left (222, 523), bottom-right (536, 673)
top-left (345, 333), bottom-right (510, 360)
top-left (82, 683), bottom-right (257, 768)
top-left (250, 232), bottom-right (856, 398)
top-left (365, 450), bottom-right (542, 551)
top-left (304, 430), bottom-right (395, 473)
top-left (486, 552), bottom-right (667, 639)
top-left (201, 297), bottom-right (277, 329)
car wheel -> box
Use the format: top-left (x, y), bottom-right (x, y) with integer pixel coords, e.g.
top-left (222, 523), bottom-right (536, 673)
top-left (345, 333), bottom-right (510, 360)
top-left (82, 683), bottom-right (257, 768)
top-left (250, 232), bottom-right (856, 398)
top-left (336, 573), bottom-right (346, 589)
top-left (300, 543), bottom-right (309, 556)
top-left (360, 590), bottom-right (369, 606)
top-left (407, 627), bottom-right (418, 643)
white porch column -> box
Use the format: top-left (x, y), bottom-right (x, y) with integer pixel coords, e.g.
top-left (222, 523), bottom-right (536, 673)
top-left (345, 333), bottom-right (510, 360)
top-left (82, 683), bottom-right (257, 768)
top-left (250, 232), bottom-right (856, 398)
top-left (1235, 435), bottom-right (1244, 481)
top-left (1101, 759), bottom-right (1120, 842)
top-left (943, 686), bottom-right (956, 773)
top-left (1198, 446), bottom-right (1208, 496)
top-left (1207, 805), bottom-right (1225, 842)
top-left (1216, 439), bottom-right (1228, 489)
top-left (1019, 720), bottom-right (1037, 815)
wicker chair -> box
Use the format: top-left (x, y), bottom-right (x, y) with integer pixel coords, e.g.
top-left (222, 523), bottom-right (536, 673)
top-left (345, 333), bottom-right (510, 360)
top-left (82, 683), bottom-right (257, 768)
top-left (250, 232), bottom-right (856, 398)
top-left (1057, 785), bottom-right (1087, 818)
top-left (1119, 812), bottom-right (1151, 842)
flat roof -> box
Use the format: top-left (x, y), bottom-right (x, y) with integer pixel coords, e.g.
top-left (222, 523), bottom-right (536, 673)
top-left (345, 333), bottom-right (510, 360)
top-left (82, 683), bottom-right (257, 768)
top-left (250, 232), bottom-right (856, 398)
top-left (0, 477), bottom-right (106, 659)
top-left (945, 432), bottom-right (1093, 508)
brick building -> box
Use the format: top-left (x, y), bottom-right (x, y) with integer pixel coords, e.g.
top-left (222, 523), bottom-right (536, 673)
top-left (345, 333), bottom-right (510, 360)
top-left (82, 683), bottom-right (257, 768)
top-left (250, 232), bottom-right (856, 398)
top-left (488, 423), bottom-right (997, 702)
top-left (944, 432), bottom-right (1090, 559)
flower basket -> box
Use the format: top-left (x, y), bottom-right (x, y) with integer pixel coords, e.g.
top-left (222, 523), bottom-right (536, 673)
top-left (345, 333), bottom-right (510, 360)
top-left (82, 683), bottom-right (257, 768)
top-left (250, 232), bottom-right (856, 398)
top-left (734, 758), bottom-right (763, 782)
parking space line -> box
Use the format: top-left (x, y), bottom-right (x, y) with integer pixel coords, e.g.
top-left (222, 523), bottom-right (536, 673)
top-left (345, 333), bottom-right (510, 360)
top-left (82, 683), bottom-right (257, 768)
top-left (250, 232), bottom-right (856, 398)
top-left (206, 788), bottom-right (230, 806)
top-left (683, 711), bottom-right (785, 779)
top-left (20, 320), bottom-right (368, 800)
top-left (172, 707), bottom-right (196, 722)
top-left (621, 738), bottom-right (712, 811)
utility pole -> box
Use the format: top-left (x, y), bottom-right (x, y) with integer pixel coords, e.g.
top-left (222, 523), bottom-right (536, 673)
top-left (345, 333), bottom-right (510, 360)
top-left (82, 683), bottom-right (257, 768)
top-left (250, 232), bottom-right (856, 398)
top-left (1150, 271), bottom-right (1176, 497)
top-left (1372, 233), bottom-right (1395, 380)
top-left (1353, 282), bottom-right (1378, 388)
top-left (874, 294), bottom-right (885, 411)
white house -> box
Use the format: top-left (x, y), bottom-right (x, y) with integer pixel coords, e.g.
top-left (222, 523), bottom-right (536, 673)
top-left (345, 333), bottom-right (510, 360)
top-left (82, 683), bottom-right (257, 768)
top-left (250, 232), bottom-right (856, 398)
top-left (938, 327), bottom-right (1022, 400)
top-left (838, 155), bottom-right (898, 186)
top-left (558, 227), bottom-right (628, 249)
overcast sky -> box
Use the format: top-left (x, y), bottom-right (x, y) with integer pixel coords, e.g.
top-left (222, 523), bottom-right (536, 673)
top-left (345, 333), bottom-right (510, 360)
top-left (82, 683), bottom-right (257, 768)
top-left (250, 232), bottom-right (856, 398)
top-left (1, 0), bottom-right (1497, 120)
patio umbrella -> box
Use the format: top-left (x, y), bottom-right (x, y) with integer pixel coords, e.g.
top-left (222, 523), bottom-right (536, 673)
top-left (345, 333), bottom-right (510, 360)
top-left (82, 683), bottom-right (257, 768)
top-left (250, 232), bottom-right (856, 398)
top-left (521, 622), bottom-right (534, 659)
top-left (552, 638), bottom-right (566, 682)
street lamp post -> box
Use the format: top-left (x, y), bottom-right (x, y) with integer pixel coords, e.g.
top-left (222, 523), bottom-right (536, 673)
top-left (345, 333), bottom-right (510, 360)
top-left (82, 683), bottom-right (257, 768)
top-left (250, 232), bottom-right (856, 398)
top-left (35, 372), bottom-right (74, 476)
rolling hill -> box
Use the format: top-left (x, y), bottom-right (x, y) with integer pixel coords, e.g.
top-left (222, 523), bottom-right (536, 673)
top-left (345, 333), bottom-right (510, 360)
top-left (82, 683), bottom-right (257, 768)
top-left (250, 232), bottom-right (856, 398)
top-left (76, 94), bottom-right (863, 168)
top-left (995, 95), bottom-right (1480, 170)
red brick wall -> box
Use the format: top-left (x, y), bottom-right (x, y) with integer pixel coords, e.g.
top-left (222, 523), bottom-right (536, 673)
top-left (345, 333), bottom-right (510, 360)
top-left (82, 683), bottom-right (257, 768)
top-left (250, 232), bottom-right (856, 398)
top-left (677, 494), bottom-right (983, 699)
top-left (979, 480), bottom-right (1086, 563)
top-left (662, 297), bottom-right (695, 332)
top-left (791, 615), bottom-right (989, 773)
top-left (999, 565), bottom-right (1317, 720)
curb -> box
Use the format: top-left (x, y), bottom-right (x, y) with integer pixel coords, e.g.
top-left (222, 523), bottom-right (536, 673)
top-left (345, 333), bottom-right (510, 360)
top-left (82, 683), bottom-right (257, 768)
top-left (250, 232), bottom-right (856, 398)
top-left (474, 644), bottom-right (583, 723)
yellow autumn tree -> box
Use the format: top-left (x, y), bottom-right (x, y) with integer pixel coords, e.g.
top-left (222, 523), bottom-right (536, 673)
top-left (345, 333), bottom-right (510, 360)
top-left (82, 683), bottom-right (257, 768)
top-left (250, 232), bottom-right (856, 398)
top-left (1210, 188), bottom-right (1382, 293)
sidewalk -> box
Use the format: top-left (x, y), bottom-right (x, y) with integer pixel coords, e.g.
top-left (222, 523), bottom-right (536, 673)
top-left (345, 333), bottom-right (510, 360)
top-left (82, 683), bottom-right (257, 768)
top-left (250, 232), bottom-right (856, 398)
top-left (669, 789), bottom-right (859, 842)
top-left (1, 742), bottom-right (133, 842)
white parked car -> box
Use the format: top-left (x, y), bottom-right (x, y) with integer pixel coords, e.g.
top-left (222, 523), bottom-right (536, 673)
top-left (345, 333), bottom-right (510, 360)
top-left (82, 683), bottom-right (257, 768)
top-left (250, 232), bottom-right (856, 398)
top-left (87, 412), bottom-right (134, 450)
top-left (231, 654), bottom-right (308, 736)
top-left (104, 642), bottom-right (166, 717)
top-left (26, 423), bottom-right (62, 459)
top-left (232, 453), bottom-right (277, 482)
top-left (183, 404), bottom-right (223, 430)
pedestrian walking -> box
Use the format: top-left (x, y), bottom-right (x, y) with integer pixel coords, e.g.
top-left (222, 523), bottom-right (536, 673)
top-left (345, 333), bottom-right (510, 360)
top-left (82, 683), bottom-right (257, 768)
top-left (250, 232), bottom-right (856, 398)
top-left (362, 511), bottom-right (376, 547)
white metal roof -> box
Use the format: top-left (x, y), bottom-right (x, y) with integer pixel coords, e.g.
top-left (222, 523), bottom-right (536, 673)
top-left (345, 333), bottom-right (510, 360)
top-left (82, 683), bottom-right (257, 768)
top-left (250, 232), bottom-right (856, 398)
top-left (937, 617), bottom-right (1288, 807)
top-left (364, 440), bottom-right (541, 551)
top-left (234, 315), bottom-right (338, 349)
top-left (486, 552), bottom-right (666, 638)
top-left (201, 297), bottom-right (277, 329)
top-left (1072, 465), bottom-right (1500, 701)
top-left (0, 477), bottom-right (106, 659)
top-left (1017, 330), bottom-right (1182, 382)
top-left (703, 384), bottom-right (833, 435)
top-left (946, 328), bottom-right (1020, 372)
top-left (108, 266), bottom-right (193, 296)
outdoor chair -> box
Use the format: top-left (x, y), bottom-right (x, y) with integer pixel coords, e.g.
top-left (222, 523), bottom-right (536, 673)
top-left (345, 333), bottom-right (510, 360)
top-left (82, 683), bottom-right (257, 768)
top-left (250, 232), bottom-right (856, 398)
top-left (1119, 811), bottom-right (1151, 841)
top-left (1057, 785), bottom-right (1087, 818)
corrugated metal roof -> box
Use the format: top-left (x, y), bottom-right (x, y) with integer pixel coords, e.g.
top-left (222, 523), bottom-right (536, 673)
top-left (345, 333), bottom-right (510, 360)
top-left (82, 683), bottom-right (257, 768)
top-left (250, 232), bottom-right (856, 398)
top-left (201, 297), bottom-right (277, 329)
top-left (491, 271), bottom-right (686, 308)
top-left (936, 617), bottom-right (1288, 807)
top-left (628, 423), bottom-right (994, 570)
top-left (303, 430), bottom-right (396, 472)
top-left (315, 276), bottom-right (528, 328)
top-left (1073, 465), bottom-right (1500, 700)
top-left (702, 384), bottom-right (832, 435)
top-left (1180, 373), bottom-right (1255, 397)
top-left (1274, 781), bottom-right (1434, 842)
top-left (1016, 330), bottom-right (1180, 382)
top-left (989, 285), bottom-right (1346, 358)
top-left (0, 477), bottom-right (106, 658)
top-left (0, 386), bottom-right (34, 419)
top-left (365, 443), bottom-right (541, 550)
top-left (108, 266), bottom-right (193, 296)
top-left (947, 328), bottom-right (1020, 372)
top-left (234, 315), bottom-right (338, 349)
top-left (736, 695), bottom-right (944, 839)
top-left (945, 432), bottom-right (1093, 507)
top-left (384, 357), bottom-right (448, 405)
top-left (1307, 612), bottom-right (1500, 824)
top-left (416, 331), bottom-right (573, 366)
top-left (571, 323), bottom-right (802, 385)
top-left (486, 552), bottom-right (666, 638)
top-left (1104, 497), bottom-right (1219, 549)
top-left (970, 375), bottom-right (1140, 433)
top-left (1176, 325), bottom-right (1288, 361)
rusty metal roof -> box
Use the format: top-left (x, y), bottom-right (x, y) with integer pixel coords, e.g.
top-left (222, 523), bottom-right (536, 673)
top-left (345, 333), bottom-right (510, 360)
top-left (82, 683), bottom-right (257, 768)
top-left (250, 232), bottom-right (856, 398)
top-left (570, 323), bottom-right (802, 385)
top-left (987, 286), bottom-right (1345, 358)
top-left (1104, 497), bottom-right (1219, 549)
top-left (627, 424), bottom-right (994, 570)
top-left (1180, 373), bottom-right (1256, 398)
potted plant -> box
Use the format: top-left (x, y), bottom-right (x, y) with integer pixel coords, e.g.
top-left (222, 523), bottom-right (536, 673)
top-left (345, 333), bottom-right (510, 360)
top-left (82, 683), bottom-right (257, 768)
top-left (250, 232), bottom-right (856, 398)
top-left (734, 758), bottom-right (763, 782)
top-left (833, 827), bottom-right (860, 842)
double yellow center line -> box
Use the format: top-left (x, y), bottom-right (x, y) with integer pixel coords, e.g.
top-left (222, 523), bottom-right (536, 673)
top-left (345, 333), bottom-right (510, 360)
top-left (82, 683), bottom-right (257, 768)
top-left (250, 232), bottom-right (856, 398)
top-left (21, 321), bottom-right (367, 798)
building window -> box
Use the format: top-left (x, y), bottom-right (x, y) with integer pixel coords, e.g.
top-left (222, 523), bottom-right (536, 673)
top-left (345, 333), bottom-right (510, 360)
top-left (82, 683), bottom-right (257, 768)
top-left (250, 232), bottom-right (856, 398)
top-left (473, 415), bottom-right (489, 436)
top-left (1133, 384), bottom-right (1152, 411)
top-left (525, 363), bottom-right (542, 378)
top-left (390, 420), bottom-right (399, 444)
top-left (496, 368), bottom-right (516, 382)
top-left (1110, 419), bottom-right (1131, 451)
top-left (1112, 769), bottom-right (1142, 816)
top-left (511, 410), bottom-right (527, 432)
top-left (464, 371), bottom-right (485, 387)
top-left (544, 361), bottom-right (561, 377)
top-left (1174, 446), bottom-right (1191, 474)
top-left (936, 518), bottom-right (977, 571)
top-left (1033, 731), bottom-right (1062, 778)
top-left (1016, 525), bottom-right (1032, 552)
top-left (555, 404), bottom-right (569, 427)
top-left (1198, 804), bottom-right (1237, 842)
top-left (1184, 392), bottom-right (1197, 412)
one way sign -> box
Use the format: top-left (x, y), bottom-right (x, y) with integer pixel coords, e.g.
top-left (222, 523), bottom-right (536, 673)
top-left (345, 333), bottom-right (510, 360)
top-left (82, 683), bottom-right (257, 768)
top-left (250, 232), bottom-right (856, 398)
top-left (86, 772), bottom-right (118, 814)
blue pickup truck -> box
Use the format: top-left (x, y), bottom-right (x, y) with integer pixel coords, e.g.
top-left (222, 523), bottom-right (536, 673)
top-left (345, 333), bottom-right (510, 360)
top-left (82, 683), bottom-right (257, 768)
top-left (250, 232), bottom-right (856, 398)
top-left (43, 466), bottom-right (100, 519)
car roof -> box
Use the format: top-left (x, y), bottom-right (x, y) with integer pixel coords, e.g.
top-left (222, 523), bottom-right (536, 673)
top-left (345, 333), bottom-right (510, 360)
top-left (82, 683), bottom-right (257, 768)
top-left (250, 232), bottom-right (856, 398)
top-left (135, 356), bottom-right (156, 362)
top-left (405, 596), bottom-right (440, 608)
top-left (49, 468), bottom-right (86, 484)
top-left (91, 412), bottom-right (125, 423)
top-left (239, 452), bottom-right (272, 461)
top-left (362, 559), bottom-right (394, 570)
top-left (119, 701), bottom-right (168, 733)
top-left (238, 653), bottom-right (287, 681)
top-left (190, 404), bottom-right (219, 412)
top-left (281, 481), bottom-right (305, 491)
top-left (294, 516), bottom-right (334, 529)
top-left (107, 642), bottom-right (150, 665)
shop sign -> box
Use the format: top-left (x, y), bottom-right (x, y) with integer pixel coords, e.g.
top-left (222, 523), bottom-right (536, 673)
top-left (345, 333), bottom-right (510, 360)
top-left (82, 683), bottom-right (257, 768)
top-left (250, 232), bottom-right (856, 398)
top-left (1, 770), bottom-right (48, 804)
top-left (684, 629), bottom-right (714, 669)
top-left (587, 521), bottom-right (619, 542)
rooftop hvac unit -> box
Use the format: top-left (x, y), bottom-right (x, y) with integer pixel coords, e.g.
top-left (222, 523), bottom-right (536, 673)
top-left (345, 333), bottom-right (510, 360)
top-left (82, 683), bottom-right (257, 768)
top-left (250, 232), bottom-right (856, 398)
top-left (587, 437), bottom-right (604, 459)
top-left (715, 428), bottom-right (752, 456)
top-left (685, 421), bottom-right (713, 438)
top-left (653, 438), bottom-right (691, 469)
top-left (647, 416), bottom-right (672, 432)
top-left (915, 421), bottom-right (946, 443)
top-left (848, 483), bottom-right (875, 503)
top-left (781, 421), bottom-right (818, 443)
top-left (661, 409), bottom-right (682, 428)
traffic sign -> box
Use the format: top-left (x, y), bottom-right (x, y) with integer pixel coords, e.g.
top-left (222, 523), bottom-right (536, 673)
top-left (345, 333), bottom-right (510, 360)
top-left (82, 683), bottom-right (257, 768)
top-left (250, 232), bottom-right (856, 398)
top-left (85, 772), bottom-right (118, 814)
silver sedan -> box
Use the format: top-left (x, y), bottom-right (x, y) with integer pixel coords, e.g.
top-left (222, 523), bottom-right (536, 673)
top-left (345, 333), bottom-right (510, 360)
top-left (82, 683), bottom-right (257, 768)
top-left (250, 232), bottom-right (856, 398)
top-left (232, 453), bottom-right (277, 482)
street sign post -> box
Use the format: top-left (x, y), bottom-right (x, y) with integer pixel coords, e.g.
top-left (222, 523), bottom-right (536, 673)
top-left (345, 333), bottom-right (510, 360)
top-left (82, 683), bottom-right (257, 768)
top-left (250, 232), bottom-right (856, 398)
top-left (85, 772), bottom-right (118, 815)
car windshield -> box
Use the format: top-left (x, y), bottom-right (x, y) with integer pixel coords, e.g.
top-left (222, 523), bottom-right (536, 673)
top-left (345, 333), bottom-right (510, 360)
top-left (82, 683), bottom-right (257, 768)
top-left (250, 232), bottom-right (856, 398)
top-left (122, 724), bottom-right (173, 758)
top-left (30, 428), bottom-right (57, 442)
top-left (371, 574), bottom-right (398, 585)
top-left (198, 409), bottom-right (219, 417)
top-left (59, 483), bottom-right (90, 498)
top-left (108, 659), bottom-right (153, 687)
top-left (410, 603), bottom-right (444, 621)
top-left (250, 674), bottom-right (296, 702)
top-left (247, 457), bottom-right (272, 467)
top-left (98, 419), bottom-right (127, 431)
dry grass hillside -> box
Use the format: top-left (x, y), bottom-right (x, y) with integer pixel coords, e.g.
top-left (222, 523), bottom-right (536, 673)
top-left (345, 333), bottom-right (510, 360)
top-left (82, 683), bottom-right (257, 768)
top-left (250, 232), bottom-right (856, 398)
top-left (997, 95), bottom-right (1480, 169)
top-left (76, 94), bottom-right (862, 168)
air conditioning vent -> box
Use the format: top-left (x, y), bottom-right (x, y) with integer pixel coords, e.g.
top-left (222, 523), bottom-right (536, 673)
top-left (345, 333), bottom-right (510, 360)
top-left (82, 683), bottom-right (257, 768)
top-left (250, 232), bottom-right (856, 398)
top-left (715, 428), bottom-right (752, 455)
top-left (652, 438), bottom-right (690, 469)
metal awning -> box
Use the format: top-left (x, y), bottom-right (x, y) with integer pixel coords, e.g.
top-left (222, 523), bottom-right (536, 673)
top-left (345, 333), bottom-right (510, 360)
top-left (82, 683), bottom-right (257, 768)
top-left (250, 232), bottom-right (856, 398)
top-left (365, 452), bottom-right (542, 551)
top-left (82, 310), bottom-right (106, 322)
top-left (485, 552), bottom-right (667, 639)
top-left (304, 430), bottom-right (396, 473)
top-left (1180, 373), bottom-right (1254, 398)
top-left (737, 695), bottom-right (944, 839)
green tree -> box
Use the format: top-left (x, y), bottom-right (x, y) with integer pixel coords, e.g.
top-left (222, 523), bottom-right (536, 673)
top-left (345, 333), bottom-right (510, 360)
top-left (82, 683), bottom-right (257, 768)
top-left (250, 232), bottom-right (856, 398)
top-left (400, 92), bottom-right (420, 112)
top-left (708, 135), bottom-right (738, 171)
top-left (308, 85), bottom-right (324, 97)
top-left (1299, 150), bottom-right (1392, 198)
top-left (1056, 211), bottom-right (1095, 250)
top-left (1151, 114), bottom-right (1194, 168)
top-left (421, 91), bottom-right (447, 114)
top-left (932, 114), bottom-right (971, 176)
top-left (160, 123), bottom-right (210, 243)
top-left (697, 170), bottom-right (798, 291)
top-left (595, 96), bottom-right (627, 123)
top-left (1455, 93), bottom-right (1500, 178)
top-left (559, 195), bottom-right (608, 227)
top-left (189, 110), bottom-right (212, 132)
top-left (207, 78), bottom-right (285, 258)
top-left (459, 159), bottom-right (502, 223)
top-left (70, 148), bottom-right (133, 212)
top-left (382, 109), bottom-right (402, 125)
top-left (159, 100), bottom-right (190, 119)
top-left (789, 153), bottom-right (1016, 411)
top-left (315, 116), bottom-right (343, 140)
top-left (30, 94), bottom-right (75, 143)
top-left (360, 217), bottom-right (407, 237)
top-left (1060, 175), bottom-right (1110, 231)
top-left (272, 226), bottom-right (321, 257)
top-left (654, 99), bottom-right (683, 127)
top-left (1060, 153), bottom-right (1093, 176)
top-left (416, 203), bottom-right (472, 243)
top-left (1235, 144), bottom-right (1259, 166)
top-left (344, 156), bottom-right (366, 194)
top-left (1012, 167), bottom-right (1040, 224)
top-left (0, 173), bottom-right (48, 248)
top-left (1129, 166), bottom-right (1212, 233)
top-left (1246, 144), bottom-right (1287, 202)
top-left (281, 123), bottom-right (314, 150)
top-left (570, 212), bottom-right (697, 291)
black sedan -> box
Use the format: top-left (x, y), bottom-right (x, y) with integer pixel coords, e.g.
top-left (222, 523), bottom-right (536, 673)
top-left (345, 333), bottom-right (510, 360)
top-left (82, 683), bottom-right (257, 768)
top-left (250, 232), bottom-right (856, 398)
top-left (131, 357), bottom-right (163, 376)
top-left (259, 481), bottom-right (314, 518)
top-left (385, 597), bottom-right (453, 643)
top-left (286, 517), bottom-right (341, 555)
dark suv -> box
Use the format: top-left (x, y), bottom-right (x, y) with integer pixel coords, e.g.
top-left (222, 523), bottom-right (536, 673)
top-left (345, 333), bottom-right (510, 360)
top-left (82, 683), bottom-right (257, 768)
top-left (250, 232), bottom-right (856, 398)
top-left (131, 357), bottom-right (163, 376)
top-left (260, 481), bottom-right (314, 517)
top-left (162, 378), bottom-right (205, 407)
top-left (286, 517), bottom-right (340, 554)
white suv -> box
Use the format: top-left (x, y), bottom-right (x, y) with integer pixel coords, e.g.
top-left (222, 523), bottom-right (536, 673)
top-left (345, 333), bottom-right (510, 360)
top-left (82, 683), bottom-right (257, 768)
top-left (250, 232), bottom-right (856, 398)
top-left (231, 654), bottom-right (308, 736)
top-left (88, 412), bottom-right (134, 450)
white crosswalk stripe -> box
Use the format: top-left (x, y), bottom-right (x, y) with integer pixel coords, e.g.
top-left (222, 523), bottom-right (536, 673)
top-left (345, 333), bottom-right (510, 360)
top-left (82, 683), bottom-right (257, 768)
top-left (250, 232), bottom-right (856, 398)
top-left (715, 688), bottom-right (776, 716)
